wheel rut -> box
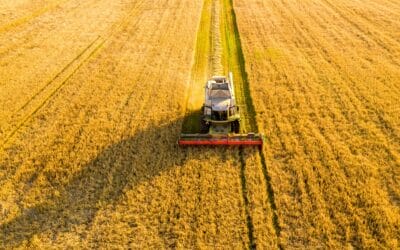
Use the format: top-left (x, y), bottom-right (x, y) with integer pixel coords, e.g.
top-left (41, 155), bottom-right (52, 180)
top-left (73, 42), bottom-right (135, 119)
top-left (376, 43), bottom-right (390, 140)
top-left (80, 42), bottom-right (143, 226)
top-left (0, 1), bottom-right (146, 149)
top-left (220, 0), bottom-right (281, 248)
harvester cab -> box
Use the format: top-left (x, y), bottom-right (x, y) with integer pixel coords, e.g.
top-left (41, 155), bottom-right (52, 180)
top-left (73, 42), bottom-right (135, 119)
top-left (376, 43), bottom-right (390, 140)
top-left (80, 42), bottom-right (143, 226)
top-left (179, 72), bottom-right (263, 146)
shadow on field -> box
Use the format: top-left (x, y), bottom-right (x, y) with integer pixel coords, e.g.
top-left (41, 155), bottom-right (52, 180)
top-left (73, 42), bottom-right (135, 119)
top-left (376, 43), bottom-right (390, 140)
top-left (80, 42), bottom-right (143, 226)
top-left (0, 112), bottom-right (208, 248)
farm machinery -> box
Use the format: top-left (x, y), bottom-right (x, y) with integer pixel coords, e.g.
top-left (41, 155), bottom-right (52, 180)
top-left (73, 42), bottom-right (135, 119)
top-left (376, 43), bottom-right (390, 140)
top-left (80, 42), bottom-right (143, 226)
top-left (179, 73), bottom-right (263, 146)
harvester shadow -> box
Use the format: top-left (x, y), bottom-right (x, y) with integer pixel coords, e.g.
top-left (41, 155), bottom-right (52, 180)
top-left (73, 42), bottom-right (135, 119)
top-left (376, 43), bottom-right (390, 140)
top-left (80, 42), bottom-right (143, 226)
top-left (181, 108), bottom-right (202, 134)
top-left (0, 114), bottom-right (211, 248)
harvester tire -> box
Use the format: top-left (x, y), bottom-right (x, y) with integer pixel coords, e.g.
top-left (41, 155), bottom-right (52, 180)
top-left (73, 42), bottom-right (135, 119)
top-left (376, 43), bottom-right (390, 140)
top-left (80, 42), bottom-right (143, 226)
top-left (200, 119), bottom-right (210, 133)
top-left (232, 120), bottom-right (240, 133)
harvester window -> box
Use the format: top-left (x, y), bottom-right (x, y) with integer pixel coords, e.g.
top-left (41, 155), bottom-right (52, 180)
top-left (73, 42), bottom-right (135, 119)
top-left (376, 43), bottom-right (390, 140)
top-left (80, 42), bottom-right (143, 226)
top-left (211, 83), bottom-right (229, 90)
top-left (210, 89), bottom-right (231, 98)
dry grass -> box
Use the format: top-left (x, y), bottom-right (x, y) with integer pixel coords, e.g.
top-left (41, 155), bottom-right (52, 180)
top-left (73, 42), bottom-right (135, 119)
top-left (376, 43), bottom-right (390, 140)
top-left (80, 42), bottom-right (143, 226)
top-left (234, 0), bottom-right (400, 248)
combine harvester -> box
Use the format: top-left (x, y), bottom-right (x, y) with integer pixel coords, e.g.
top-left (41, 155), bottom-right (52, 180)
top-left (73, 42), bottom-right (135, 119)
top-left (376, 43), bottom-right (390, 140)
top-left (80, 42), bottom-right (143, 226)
top-left (179, 73), bottom-right (263, 146)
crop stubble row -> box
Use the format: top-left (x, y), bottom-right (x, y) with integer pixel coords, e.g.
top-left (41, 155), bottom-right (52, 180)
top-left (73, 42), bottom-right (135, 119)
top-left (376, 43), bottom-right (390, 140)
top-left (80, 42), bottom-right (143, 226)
top-left (220, 0), bottom-right (280, 247)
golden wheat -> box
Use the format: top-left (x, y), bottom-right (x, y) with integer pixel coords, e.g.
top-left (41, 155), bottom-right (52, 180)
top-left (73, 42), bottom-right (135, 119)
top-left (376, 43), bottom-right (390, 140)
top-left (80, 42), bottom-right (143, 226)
top-left (234, 0), bottom-right (400, 248)
top-left (1, 0), bottom-right (399, 248)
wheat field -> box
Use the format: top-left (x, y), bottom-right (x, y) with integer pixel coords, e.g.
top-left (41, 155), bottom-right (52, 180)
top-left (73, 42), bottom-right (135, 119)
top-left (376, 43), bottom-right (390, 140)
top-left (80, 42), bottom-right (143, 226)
top-left (0, 0), bottom-right (399, 248)
top-left (235, 0), bottom-right (400, 248)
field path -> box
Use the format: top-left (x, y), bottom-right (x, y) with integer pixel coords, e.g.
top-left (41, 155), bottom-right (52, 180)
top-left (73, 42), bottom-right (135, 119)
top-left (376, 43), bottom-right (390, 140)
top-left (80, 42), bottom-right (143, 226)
top-left (220, 0), bottom-right (280, 247)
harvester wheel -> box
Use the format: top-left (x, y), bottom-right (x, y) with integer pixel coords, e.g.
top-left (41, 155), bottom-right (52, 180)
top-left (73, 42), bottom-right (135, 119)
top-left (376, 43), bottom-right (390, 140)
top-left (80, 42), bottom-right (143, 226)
top-left (232, 120), bottom-right (240, 133)
top-left (200, 119), bottom-right (210, 133)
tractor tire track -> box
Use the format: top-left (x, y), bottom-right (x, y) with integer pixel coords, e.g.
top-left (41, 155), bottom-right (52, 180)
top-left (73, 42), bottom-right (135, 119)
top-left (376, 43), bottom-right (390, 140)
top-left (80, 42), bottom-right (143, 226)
top-left (0, 1), bottom-right (147, 149)
top-left (0, 0), bottom-right (70, 35)
top-left (0, 0), bottom-right (102, 63)
top-left (0, 0), bottom-right (139, 139)
top-left (16, 37), bottom-right (101, 113)
top-left (0, 36), bottom-right (106, 149)
top-left (220, 0), bottom-right (281, 248)
top-left (0, 0), bottom-right (148, 207)
top-left (219, 0), bottom-right (259, 247)
top-left (238, 147), bottom-right (256, 249)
